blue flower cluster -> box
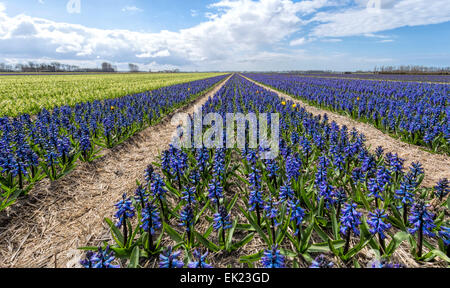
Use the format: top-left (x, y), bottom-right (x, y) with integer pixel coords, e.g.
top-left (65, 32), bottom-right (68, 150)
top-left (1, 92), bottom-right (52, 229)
top-left (80, 246), bottom-right (119, 268)
top-left (245, 73), bottom-right (449, 154)
top-left (188, 250), bottom-right (213, 268)
top-left (439, 227), bottom-right (450, 246)
top-left (408, 200), bottom-right (436, 238)
top-left (248, 167), bottom-right (263, 212)
top-left (159, 246), bottom-right (184, 268)
top-left (340, 203), bottom-right (362, 236)
top-left (370, 259), bottom-right (404, 268)
top-left (179, 204), bottom-right (195, 234)
top-left (261, 245), bottom-right (285, 268)
top-left (309, 255), bottom-right (334, 268)
top-left (434, 178), bottom-right (449, 200)
top-left (114, 193), bottom-right (135, 228)
top-left (140, 201), bottom-right (162, 235)
top-left (367, 209), bottom-right (391, 239)
top-left (213, 206), bottom-right (233, 231)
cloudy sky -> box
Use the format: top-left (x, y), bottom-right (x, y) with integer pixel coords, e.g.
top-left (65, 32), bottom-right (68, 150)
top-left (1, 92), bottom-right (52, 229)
top-left (0, 0), bottom-right (449, 71)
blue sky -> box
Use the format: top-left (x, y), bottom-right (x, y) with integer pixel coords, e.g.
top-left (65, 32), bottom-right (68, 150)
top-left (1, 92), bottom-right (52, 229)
top-left (4, 0), bottom-right (217, 32)
top-left (0, 0), bottom-right (449, 71)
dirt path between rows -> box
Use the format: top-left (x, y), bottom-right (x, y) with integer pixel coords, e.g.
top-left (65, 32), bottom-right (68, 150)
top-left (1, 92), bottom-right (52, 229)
top-left (0, 75), bottom-right (232, 268)
top-left (242, 75), bottom-right (450, 188)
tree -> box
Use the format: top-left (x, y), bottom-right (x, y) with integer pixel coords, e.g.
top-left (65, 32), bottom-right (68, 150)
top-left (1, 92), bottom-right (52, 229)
top-left (101, 62), bottom-right (115, 72)
top-left (128, 63), bottom-right (139, 72)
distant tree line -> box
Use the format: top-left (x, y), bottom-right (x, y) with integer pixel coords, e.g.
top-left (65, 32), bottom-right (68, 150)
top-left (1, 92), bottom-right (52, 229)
top-left (0, 61), bottom-right (118, 73)
top-left (126, 63), bottom-right (181, 73)
top-left (374, 65), bottom-right (450, 75)
top-left (160, 69), bottom-right (180, 73)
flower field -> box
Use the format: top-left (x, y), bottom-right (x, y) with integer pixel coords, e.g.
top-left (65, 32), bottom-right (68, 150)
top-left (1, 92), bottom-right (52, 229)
top-left (245, 74), bottom-right (449, 154)
top-left (1, 0), bottom-right (449, 278)
top-left (0, 73), bottom-right (225, 116)
top-left (0, 74), bottom-right (228, 212)
top-left (80, 74), bottom-right (449, 269)
top-left (299, 73), bottom-right (450, 83)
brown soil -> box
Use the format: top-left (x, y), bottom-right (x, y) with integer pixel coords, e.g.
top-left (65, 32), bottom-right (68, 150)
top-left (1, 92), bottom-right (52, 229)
top-left (0, 75), bottom-right (232, 268)
top-left (242, 75), bottom-right (450, 188)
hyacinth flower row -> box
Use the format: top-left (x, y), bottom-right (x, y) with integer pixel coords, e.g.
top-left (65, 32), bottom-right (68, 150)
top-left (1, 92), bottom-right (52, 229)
top-left (300, 73), bottom-right (450, 84)
top-left (82, 74), bottom-right (449, 268)
top-left (0, 74), bottom-right (229, 212)
top-left (244, 73), bottom-right (449, 155)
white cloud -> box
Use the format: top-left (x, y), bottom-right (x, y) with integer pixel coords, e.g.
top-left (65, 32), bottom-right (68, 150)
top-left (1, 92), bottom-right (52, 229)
top-left (290, 37), bottom-right (308, 46)
top-left (294, 0), bottom-right (335, 14)
top-left (321, 38), bottom-right (342, 42)
top-left (363, 33), bottom-right (390, 39)
top-left (0, 0), bottom-right (321, 69)
top-left (354, 0), bottom-right (397, 9)
top-left (311, 0), bottom-right (450, 37)
top-left (122, 6), bottom-right (143, 13)
top-left (136, 50), bottom-right (171, 58)
top-left (11, 21), bottom-right (38, 37)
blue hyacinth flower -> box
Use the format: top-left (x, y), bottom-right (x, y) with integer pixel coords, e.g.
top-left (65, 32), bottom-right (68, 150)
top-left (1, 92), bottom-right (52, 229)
top-left (188, 250), bottom-right (213, 268)
top-left (159, 246), bottom-right (184, 268)
top-left (261, 245), bottom-right (285, 268)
